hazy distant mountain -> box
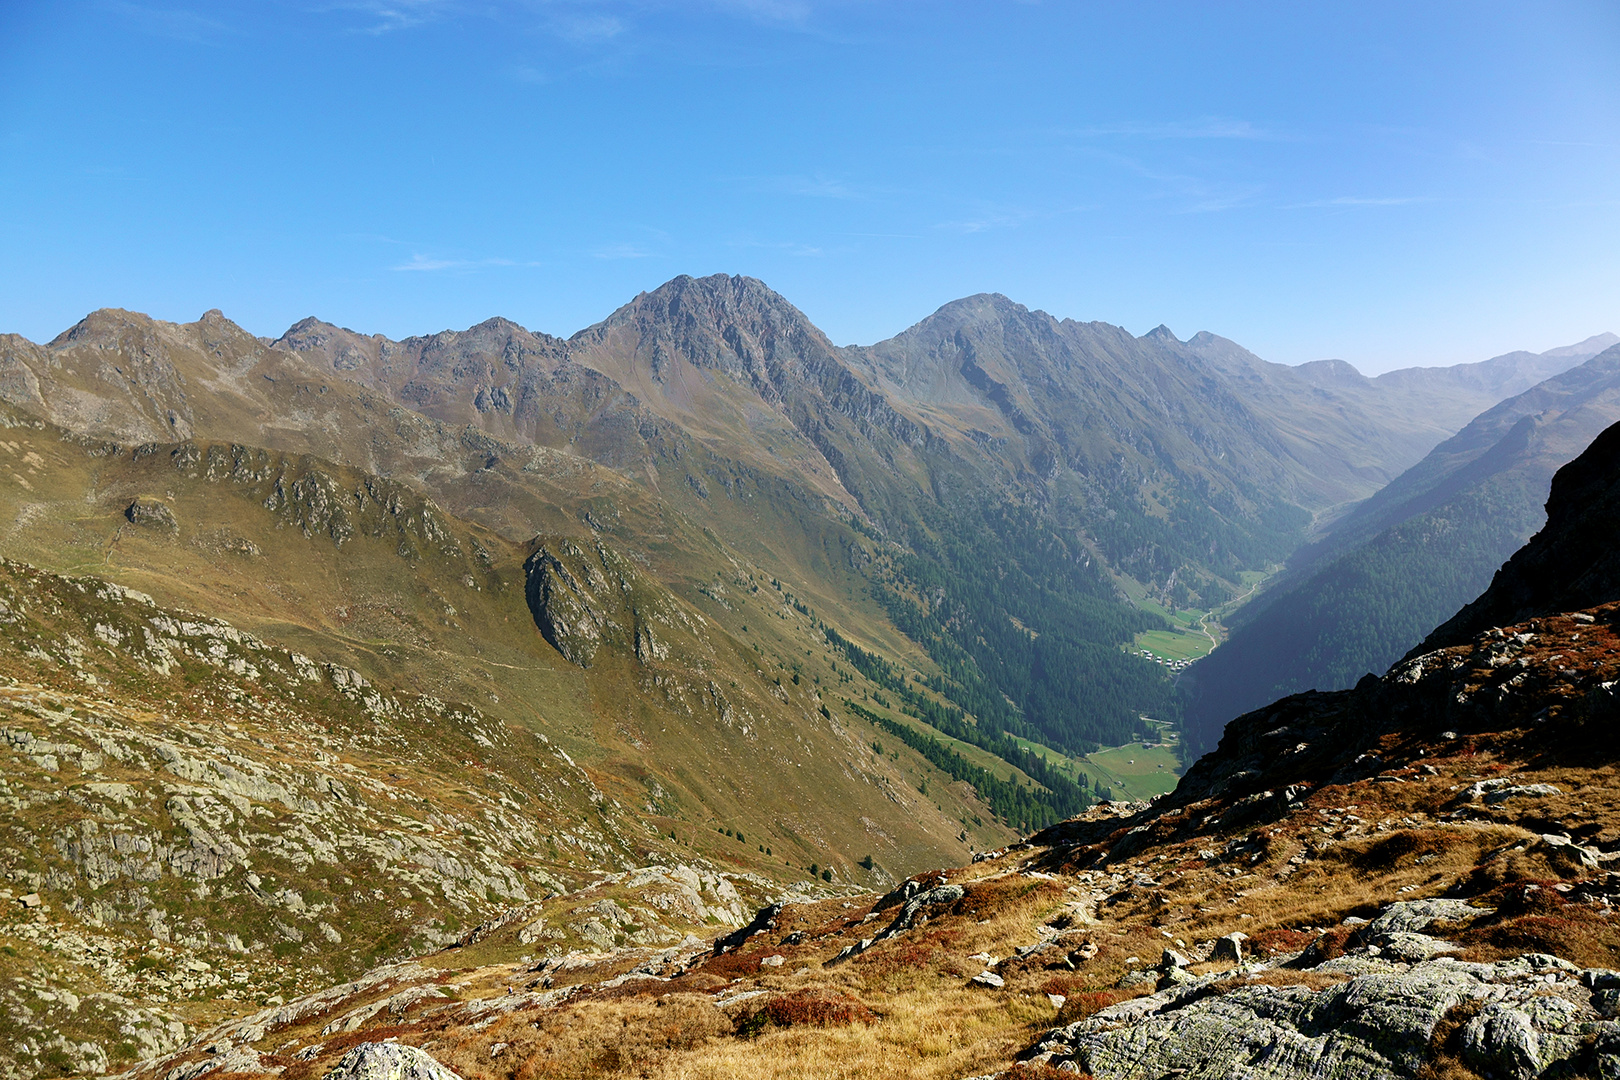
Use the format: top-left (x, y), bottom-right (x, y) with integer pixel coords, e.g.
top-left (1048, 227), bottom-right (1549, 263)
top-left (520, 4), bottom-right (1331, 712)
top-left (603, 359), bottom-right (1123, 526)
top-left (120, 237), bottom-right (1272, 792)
top-left (1180, 330), bottom-right (1618, 514)
top-left (1183, 343), bottom-right (1620, 750)
top-left (1374, 332), bottom-right (1619, 420)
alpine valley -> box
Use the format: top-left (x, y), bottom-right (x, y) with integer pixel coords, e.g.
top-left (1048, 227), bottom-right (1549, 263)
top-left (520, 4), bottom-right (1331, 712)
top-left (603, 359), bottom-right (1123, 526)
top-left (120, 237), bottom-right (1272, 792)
top-left (1, 274), bottom-right (1617, 1080)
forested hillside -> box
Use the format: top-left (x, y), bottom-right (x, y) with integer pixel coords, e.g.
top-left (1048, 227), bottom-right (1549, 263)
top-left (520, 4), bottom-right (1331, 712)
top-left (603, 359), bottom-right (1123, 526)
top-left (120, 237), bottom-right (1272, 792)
top-left (1184, 344), bottom-right (1620, 750)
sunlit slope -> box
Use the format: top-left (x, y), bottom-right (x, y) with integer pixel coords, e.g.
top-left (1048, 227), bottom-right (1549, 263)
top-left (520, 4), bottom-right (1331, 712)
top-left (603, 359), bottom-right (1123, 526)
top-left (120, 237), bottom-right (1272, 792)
top-left (0, 412), bottom-right (1024, 881)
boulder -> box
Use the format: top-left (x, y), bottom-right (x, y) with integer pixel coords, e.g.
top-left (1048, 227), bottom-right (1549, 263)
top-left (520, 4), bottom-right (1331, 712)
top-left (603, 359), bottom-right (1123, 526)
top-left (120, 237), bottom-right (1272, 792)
top-left (1020, 947), bottom-right (1620, 1080)
top-left (1211, 932), bottom-right (1247, 964)
top-left (1161, 948), bottom-right (1191, 970)
top-left (1484, 784), bottom-right (1564, 805)
top-left (1362, 898), bottom-right (1487, 937)
top-left (322, 1044), bottom-right (460, 1080)
top-left (125, 497), bottom-right (179, 532)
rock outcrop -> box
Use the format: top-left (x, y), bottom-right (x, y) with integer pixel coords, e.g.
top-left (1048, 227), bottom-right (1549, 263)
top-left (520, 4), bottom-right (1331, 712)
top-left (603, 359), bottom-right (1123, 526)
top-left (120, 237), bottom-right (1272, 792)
top-left (1422, 417), bottom-right (1620, 650)
top-left (522, 538), bottom-right (681, 667)
top-left (321, 1043), bottom-right (460, 1080)
top-left (1028, 948), bottom-right (1619, 1080)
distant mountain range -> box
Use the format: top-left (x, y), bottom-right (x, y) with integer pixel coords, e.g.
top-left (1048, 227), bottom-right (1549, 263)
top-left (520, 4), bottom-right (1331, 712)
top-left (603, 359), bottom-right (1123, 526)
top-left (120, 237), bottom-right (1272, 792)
top-left (0, 275), bottom-right (1608, 808)
top-left (1184, 336), bottom-right (1620, 749)
top-left (1, 278), bottom-right (1607, 768)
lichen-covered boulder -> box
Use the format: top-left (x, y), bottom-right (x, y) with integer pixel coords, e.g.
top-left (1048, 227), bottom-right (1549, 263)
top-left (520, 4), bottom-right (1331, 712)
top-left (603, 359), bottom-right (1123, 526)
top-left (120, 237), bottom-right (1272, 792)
top-left (322, 1043), bottom-right (461, 1080)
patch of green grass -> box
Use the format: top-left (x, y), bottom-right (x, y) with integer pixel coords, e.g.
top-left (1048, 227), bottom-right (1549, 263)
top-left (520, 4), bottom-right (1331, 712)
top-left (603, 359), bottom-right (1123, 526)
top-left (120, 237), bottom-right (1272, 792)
top-left (1081, 738), bottom-right (1182, 801)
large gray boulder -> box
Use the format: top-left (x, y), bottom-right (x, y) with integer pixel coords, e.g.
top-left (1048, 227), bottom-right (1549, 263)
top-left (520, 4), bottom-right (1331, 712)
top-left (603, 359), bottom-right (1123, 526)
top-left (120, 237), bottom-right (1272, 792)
top-left (322, 1043), bottom-right (461, 1080)
top-left (1021, 949), bottom-right (1620, 1080)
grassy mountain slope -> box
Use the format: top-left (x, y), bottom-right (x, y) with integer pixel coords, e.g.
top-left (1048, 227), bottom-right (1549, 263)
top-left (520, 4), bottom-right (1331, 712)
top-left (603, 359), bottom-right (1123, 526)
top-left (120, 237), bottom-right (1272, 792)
top-left (0, 402), bottom-right (1043, 878)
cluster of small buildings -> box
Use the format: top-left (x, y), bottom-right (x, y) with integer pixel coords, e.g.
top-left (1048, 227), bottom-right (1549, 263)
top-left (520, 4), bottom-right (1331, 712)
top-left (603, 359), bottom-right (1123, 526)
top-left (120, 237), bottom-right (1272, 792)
top-left (1139, 649), bottom-right (1195, 672)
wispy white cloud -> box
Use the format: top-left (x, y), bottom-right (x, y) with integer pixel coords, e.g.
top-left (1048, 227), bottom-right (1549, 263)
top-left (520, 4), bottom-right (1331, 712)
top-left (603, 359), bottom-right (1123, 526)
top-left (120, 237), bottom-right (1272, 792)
top-left (932, 213), bottom-right (1023, 234)
top-left (1068, 118), bottom-right (1272, 141)
top-left (1076, 145), bottom-right (1264, 214)
top-left (549, 11), bottom-right (626, 44)
top-left (1290, 195), bottom-right (1433, 208)
top-left (933, 205), bottom-right (1030, 234)
top-left (707, 0), bottom-right (811, 24)
top-left (592, 243), bottom-right (657, 259)
top-left (727, 237), bottom-right (825, 257)
top-left (392, 254), bottom-right (519, 271)
top-left (738, 173), bottom-right (862, 199)
top-left (325, 0), bottom-right (458, 35)
top-left (106, 2), bottom-right (235, 43)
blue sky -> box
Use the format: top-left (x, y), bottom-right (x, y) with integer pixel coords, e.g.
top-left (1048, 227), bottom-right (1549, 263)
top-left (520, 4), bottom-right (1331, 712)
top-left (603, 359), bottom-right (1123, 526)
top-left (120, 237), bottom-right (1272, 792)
top-left (1, 1), bottom-right (1616, 372)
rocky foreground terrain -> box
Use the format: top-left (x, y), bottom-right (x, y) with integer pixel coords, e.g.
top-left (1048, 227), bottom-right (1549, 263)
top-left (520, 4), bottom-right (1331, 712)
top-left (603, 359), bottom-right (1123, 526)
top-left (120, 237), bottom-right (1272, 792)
top-left (0, 560), bottom-right (856, 1079)
top-left (84, 423), bottom-right (1620, 1079)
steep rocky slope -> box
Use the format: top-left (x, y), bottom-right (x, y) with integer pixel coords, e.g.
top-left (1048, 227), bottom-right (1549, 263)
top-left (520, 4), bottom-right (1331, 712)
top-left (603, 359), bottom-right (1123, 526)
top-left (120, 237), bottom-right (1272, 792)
top-left (1420, 414), bottom-right (1620, 650)
top-left (0, 555), bottom-right (884, 1080)
top-left (114, 591), bottom-right (1620, 1080)
top-left (105, 417), bottom-right (1620, 1080)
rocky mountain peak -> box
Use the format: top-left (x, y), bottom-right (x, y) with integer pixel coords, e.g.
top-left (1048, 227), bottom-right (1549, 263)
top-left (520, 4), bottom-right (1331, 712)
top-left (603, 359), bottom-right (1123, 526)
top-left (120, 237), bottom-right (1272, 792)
top-left (582, 273), bottom-right (830, 350)
top-left (567, 273), bottom-right (840, 403)
top-left (50, 306), bottom-right (161, 348)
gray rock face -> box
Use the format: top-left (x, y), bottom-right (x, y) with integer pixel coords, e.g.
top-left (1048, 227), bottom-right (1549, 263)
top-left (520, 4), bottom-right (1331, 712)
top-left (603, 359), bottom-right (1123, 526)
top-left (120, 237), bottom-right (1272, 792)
top-left (1485, 783), bottom-right (1564, 804)
top-left (522, 539), bottom-right (678, 668)
top-left (1022, 908), bottom-right (1620, 1080)
top-left (322, 1043), bottom-right (460, 1080)
top-left (524, 545), bottom-right (608, 666)
top-left (125, 497), bottom-right (179, 531)
top-left (1362, 898), bottom-right (1486, 937)
top-left (826, 883), bottom-right (964, 965)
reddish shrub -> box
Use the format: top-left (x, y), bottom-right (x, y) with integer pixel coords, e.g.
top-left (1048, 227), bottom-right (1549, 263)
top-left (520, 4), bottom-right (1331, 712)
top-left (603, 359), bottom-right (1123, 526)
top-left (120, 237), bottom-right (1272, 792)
top-left (700, 945), bottom-right (801, 980)
top-left (1306, 927), bottom-right (1356, 962)
top-left (764, 989), bottom-right (875, 1027)
top-left (862, 927), bottom-right (964, 975)
top-left (1247, 928), bottom-right (1316, 958)
top-left (735, 989), bottom-right (876, 1039)
top-left (1038, 975), bottom-right (1089, 998)
top-left (1055, 990), bottom-right (1130, 1024)
top-left (1005, 1063), bottom-right (1094, 1080)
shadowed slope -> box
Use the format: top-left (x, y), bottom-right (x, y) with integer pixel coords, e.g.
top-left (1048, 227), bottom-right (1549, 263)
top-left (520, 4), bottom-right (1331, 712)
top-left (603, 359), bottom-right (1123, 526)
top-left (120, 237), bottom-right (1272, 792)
top-left (1184, 346), bottom-right (1620, 748)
